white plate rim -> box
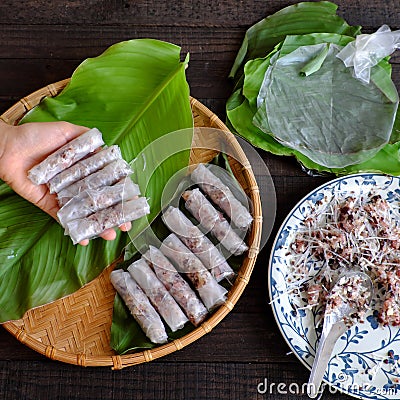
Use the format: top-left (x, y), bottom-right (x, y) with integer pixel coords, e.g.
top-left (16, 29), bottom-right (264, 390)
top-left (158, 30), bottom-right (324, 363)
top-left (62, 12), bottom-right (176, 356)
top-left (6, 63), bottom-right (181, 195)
top-left (268, 173), bottom-right (400, 399)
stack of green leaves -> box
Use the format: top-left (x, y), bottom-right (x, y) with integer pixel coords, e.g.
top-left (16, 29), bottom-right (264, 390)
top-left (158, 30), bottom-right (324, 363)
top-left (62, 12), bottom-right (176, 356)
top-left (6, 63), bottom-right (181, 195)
top-left (227, 1), bottom-right (400, 174)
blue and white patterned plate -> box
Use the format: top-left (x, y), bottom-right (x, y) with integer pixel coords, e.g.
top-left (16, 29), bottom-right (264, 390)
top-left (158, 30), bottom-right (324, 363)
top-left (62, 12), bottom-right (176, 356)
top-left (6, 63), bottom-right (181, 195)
top-left (269, 174), bottom-right (400, 399)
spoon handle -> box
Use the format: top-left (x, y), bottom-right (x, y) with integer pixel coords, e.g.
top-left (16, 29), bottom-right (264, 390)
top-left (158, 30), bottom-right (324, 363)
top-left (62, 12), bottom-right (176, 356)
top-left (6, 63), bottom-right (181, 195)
top-left (307, 318), bottom-right (347, 398)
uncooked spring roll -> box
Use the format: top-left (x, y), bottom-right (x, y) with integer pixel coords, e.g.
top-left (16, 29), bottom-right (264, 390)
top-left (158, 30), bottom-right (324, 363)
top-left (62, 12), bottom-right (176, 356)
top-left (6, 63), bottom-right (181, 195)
top-left (66, 197), bottom-right (150, 244)
top-left (57, 177), bottom-right (140, 227)
top-left (162, 206), bottom-right (235, 282)
top-left (128, 258), bottom-right (188, 332)
top-left (160, 234), bottom-right (227, 311)
top-left (28, 127), bottom-right (104, 185)
top-left (110, 269), bottom-right (168, 344)
top-left (144, 246), bottom-right (208, 326)
top-left (183, 189), bottom-right (248, 256)
top-left (48, 145), bottom-right (122, 194)
top-left (191, 163), bottom-right (253, 230)
top-left (57, 158), bottom-right (132, 206)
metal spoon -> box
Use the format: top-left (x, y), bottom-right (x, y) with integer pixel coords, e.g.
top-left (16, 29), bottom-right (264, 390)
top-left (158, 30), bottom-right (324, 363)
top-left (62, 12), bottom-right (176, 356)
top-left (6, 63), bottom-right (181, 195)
top-left (307, 270), bottom-right (373, 398)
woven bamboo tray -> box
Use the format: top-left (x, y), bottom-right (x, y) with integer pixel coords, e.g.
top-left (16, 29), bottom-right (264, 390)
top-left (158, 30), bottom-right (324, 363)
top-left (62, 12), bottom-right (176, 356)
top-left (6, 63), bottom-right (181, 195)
top-left (0, 79), bottom-right (262, 369)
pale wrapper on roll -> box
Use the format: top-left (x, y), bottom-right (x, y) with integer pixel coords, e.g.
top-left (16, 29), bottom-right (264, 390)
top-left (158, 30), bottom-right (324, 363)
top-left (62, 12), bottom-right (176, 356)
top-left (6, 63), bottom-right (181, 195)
top-left (57, 158), bottom-right (132, 206)
top-left (183, 189), bottom-right (248, 256)
top-left (48, 145), bottom-right (122, 194)
top-left (57, 177), bottom-right (140, 227)
top-left (144, 246), bottom-right (208, 326)
top-left (160, 234), bottom-right (227, 311)
top-left (162, 206), bottom-right (235, 282)
top-left (66, 197), bottom-right (150, 244)
top-left (128, 258), bottom-right (188, 332)
top-left (191, 163), bottom-right (253, 230)
top-left (110, 269), bottom-right (168, 344)
top-left (28, 127), bottom-right (104, 185)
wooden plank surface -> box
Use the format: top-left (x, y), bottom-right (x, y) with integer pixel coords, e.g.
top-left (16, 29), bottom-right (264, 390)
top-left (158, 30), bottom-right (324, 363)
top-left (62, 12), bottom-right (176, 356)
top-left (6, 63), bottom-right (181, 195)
top-left (0, 0), bottom-right (398, 28)
top-left (0, 1), bottom-right (399, 399)
top-left (0, 360), bottom-right (354, 400)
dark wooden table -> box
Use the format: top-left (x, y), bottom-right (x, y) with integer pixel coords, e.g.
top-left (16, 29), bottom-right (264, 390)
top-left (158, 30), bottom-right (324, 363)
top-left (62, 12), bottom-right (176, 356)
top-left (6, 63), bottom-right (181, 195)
top-left (0, 1), bottom-right (399, 399)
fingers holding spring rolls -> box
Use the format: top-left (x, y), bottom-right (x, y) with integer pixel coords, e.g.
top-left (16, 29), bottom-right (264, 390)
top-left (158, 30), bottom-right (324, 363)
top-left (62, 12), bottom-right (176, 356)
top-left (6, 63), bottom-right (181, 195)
top-left (27, 126), bottom-right (147, 246)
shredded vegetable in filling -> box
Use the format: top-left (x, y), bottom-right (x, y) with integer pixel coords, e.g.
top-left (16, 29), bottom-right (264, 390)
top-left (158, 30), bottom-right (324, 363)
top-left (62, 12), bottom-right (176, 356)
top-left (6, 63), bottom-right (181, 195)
top-left (325, 274), bottom-right (372, 324)
top-left (287, 192), bottom-right (400, 326)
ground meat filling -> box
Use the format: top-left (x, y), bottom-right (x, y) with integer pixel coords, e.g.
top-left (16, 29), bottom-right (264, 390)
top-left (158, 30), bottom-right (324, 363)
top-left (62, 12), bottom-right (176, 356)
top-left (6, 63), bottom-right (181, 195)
top-left (325, 274), bottom-right (372, 323)
top-left (288, 192), bottom-right (400, 326)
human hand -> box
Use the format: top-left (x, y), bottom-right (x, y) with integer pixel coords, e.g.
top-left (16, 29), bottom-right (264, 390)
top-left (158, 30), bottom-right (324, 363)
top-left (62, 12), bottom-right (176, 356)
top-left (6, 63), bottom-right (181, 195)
top-left (0, 120), bottom-right (131, 245)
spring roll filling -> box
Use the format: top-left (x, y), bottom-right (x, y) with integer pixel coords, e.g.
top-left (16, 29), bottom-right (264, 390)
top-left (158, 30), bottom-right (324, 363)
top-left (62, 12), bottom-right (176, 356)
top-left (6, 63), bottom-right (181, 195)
top-left (128, 258), bottom-right (188, 332)
top-left (67, 197), bottom-right (149, 244)
top-left (110, 269), bottom-right (168, 344)
top-left (160, 234), bottom-right (227, 310)
top-left (144, 246), bottom-right (208, 326)
top-left (28, 127), bottom-right (104, 185)
top-left (57, 177), bottom-right (140, 227)
top-left (57, 158), bottom-right (132, 206)
top-left (191, 163), bottom-right (253, 230)
top-left (162, 206), bottom-right (235, 282)
top-left (183, 189), bottom-right (248, 256)
top-left (48, 145), bottom-right (122, 193)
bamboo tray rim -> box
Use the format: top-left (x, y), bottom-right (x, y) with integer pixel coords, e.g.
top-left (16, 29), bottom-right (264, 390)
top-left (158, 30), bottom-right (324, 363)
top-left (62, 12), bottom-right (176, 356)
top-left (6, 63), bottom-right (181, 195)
top-left (1, 79), bottom-right (262, 369)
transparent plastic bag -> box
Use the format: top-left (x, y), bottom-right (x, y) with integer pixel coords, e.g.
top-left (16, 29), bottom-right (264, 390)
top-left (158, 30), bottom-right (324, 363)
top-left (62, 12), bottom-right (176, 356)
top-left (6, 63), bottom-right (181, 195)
top-left (337, 25), bottom-right (400, 84)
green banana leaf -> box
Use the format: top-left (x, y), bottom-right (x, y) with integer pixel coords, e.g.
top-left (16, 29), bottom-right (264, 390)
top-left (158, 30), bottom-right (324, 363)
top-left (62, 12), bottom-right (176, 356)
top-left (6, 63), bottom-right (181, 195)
top-left (111, 153), bottom-right (245, 354)
top-left (229, 1), bottom-right (361, 82)
top-left (0, 39), bottom-right (193, 322)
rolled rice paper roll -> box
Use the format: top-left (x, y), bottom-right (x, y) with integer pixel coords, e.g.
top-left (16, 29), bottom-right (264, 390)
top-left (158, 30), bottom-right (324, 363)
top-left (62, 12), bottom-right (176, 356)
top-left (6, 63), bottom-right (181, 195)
top-left (128, 258), bottom-right (188, 332)
top-left (66, 197), bottom-right (150, 244)
top-left (110, 269), bottom-right (168, 344)
top-left (144, 246), bottom-right (208, 326)
top-left (160, 234), bottom-right (227, 311)
top-left (162, 206), bottom-right (235, 282)
top-left (57, 178), bottom-right (140, 227)
top-left (48, 145), bottom-right (122, 194)
top-left (57, 158), bottom-right (132, 206)
top-left (191, 163), bottom-right (253, 230)
top-left (183, 189), bottom-right (248, 256)
top-left (28, 127), bottom-right (104, 185)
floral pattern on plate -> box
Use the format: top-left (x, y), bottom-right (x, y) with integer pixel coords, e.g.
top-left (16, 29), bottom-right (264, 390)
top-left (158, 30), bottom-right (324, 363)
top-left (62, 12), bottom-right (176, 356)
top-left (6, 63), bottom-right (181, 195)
top-left (269, 174), bottom-right (400, 399)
